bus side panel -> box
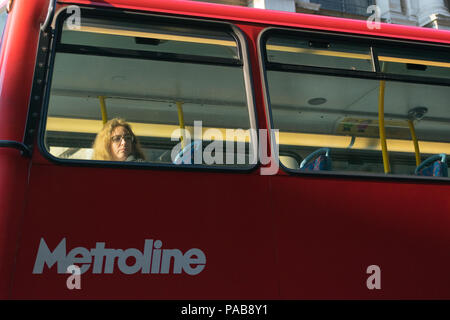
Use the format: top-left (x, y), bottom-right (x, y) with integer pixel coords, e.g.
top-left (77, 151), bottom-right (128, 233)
top-left (0, 152), bottom-right (30, 298)
top-left (272, 175), bottom-right (450, 299)
top-left (0, 0), bottom-right (49, 298)
top-left (11, 164), bottom-right (278, 299)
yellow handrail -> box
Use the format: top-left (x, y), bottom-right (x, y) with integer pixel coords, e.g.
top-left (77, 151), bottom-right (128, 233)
top-left (378, 80), bottom-right (391, 174)
top-left (99, 96), bottom-right (108, 125)
top-left (408, 119), bottom-right (421, 166)
top-left (176, 101), bottom-right (186, 148)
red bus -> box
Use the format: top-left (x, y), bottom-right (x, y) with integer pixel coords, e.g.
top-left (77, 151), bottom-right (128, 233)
top-left (1, 0), bottom-right (450, 299)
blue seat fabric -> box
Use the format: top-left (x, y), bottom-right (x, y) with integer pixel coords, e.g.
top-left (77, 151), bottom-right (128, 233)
top-left (415, 153), bottom-right (448, 177)
top-left (300, 148), bottom-right (331, 171)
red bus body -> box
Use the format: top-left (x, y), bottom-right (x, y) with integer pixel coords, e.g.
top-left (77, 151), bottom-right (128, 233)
top-left (1, 0), bottom-right (450, 299)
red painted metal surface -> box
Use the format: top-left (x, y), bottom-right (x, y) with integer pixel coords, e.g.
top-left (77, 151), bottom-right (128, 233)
top-left (0, 0), bottom-right (48, 299)
top-left (272, 176), bottom-right (450, 299)
top-left (1, 0), bottom-right (450, 299)
top-left (13, 167), bottom-right (276, 299)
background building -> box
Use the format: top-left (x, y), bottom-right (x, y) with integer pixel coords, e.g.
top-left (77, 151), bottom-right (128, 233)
top-left (193, 0), bottom-right (450, 30)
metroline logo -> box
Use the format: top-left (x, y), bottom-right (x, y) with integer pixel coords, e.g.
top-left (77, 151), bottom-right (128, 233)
top-left (32, 238), bottom-right (207, 275)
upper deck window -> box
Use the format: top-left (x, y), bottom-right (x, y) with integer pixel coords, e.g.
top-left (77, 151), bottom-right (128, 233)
top-left (377, 46), bottom-right (450, 80)
top-left (42, 9), bottom-right (256, 169)
top-left (265, 29), bottom-right (450, 83)
top-left (60, 17), bottom-right (239, 60)
top-left (266, 34), bottom-right (373, 71)
top-left (262, 29), bottom-right (450, 179)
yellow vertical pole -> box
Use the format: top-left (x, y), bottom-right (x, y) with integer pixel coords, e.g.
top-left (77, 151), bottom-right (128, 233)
top-left (378, 80), bottom-right (391, 174)
top-left (99, 96), bottom-right (108, 125)
top-left (176, 101), bottom-right (186, 148)
top-left (408, 119), bottom-right (421, 166)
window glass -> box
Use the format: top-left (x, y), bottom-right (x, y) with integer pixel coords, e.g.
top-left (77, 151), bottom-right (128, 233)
top-left (266, 34), bottom-right (374, 71)
top-left (0, 10), bottom-right (7, 43)
top-left (265, 33), bottom-right (450, 178)
top-left (60, 17), bottom-right (239, 60)
top-left (44, 13), bottom-right (255, 168)
top-left (378, 46), bottom-right (450, 80)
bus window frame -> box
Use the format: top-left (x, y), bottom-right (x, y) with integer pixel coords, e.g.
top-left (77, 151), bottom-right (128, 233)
top-left (258, 26), bottom-right (450, 183)
top-left (35, 6), bottom-right (260, 173)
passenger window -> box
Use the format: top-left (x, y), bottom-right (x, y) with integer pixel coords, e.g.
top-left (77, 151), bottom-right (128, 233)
top-left (60, 17), bottom-right (239, 60)
top-left (266, 34), bottom-right (374, 71)
top-left (44, 10), bottom-right (256, 168)
top-left (263, 31), bottom-right (450, 178)
top-left (378, 47), bottom-right (450, 80)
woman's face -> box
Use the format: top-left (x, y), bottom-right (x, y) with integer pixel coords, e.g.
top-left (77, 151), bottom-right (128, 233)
top-left (110, 126), bottom-right (133, 161)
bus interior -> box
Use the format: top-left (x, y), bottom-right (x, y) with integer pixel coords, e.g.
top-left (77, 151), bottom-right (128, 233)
top-left (44, 8), bottom-right (450, 178)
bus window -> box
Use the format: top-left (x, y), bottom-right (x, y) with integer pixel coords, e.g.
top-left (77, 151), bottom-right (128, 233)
top-left (377, 46), bottom-right (450, 80)
top-left (60, 17), bottom-right (239, 60)
top-left (43, 9), bottom-right (256, 168)
top-left (0, 7), bottom-right (7, 42)
top-left (262, 30), bottom-right (450, 178)
top-left (266, 33), bottom-right (374, 71)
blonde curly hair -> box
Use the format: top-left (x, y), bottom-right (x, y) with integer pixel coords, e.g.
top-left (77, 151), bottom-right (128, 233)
top-left (92, 118), bottom-right (146, 161)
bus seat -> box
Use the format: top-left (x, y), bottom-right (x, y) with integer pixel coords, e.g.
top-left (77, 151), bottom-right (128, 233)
top-left (172, 140), bottom-right (202, 165)
top-left (299, 147), bottom-right (331, 171)
top-left (415, 153), bottom-right (448, 177)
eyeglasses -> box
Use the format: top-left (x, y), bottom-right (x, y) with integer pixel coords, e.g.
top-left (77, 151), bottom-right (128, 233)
top-left (111, 134), bottom-right (134, 144)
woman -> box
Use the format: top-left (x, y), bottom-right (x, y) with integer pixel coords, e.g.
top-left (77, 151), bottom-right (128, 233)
top-left (92, 118), bottom-right (146, 161)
